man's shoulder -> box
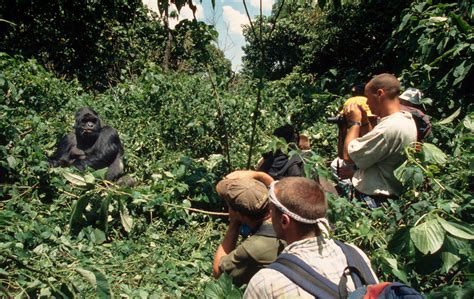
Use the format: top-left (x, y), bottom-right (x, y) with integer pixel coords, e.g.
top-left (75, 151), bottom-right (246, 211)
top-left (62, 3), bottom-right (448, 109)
top-left (241, 233), bottom-right (284, 263)
top-left (377, 111), bottom-right (417, 136)
top-left (381, 111), bottom-right (414, 125)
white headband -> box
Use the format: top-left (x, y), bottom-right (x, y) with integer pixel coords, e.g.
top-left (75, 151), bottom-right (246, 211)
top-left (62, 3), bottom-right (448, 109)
top-left (269, 181), bottom-right (330, 236)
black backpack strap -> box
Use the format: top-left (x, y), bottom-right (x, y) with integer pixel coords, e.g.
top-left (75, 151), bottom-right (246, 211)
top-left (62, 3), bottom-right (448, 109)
top-left (278, 154), bottom-right (303, 178)
top-left (335, 241), bottom-right (377, 284)
top-left (334, 240), bottom-right (378, 298)
top-left (268, 253), bottom-right (339, 299)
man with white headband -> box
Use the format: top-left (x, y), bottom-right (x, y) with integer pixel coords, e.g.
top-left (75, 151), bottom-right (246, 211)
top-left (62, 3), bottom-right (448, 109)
top-left (225, 171), bottom-right (377, 298)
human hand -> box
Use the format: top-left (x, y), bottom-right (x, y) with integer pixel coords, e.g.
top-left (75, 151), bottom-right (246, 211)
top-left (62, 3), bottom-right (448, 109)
top-left (228, 208), bottom-right (242, 225)
top-left (338, 165), bottom-right (355, 179)
top-left (225, 170), bottom-right (256, 180)
top-left (344, 103), bottom-right (364, 122)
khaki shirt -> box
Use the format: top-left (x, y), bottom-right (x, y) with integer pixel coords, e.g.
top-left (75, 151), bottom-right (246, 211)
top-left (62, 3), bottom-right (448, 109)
top-left (219, 221), bottom-right (286, 287)
top-left (349, 111), bottom-right (417, 196)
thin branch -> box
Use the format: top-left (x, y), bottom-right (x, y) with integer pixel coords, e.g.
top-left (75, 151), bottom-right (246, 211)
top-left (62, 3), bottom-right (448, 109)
top-left (206, 65), bottom-right (232, 171)
top-left (268, 0), bottom-right (286, 39)
top-left (162, 202), bottom-right (229, 216)
top-left (58, 188), bottom-right (80, 198)
top-left (242, 0), bottom-right (263, 51)
top-left (243, 0), bottom-right (287, 168)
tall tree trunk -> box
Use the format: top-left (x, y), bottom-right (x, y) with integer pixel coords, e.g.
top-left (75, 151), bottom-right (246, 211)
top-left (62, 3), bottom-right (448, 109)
top-left (162, 11), bottom-right (172, 72)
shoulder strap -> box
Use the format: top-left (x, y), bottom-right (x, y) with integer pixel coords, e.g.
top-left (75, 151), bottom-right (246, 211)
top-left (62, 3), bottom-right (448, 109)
top-left (334, 240), bottom-right (378, 298)
top-left (335, 240), bottom-right (377, 285)
top-left (268, 253), bottom-right (339, 299)
top-left (278, 154), bottom-right (303, 178)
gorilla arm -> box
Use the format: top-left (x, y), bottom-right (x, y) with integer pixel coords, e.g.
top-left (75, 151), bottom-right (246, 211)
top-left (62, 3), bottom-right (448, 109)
top-left (48, 133), bottom-right (77, 167)
top-left (76, 126), bottom-right (124, 180)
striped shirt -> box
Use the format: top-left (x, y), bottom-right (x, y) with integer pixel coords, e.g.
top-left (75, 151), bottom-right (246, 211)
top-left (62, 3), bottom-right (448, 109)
top-left (244, 236), bottom-right (377, 298)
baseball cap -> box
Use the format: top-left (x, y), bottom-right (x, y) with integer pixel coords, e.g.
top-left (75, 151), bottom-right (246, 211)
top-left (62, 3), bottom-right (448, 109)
top-left (216, 178), bottom-right (269, 216)
top-left (340, 96), bottom-right (374, 117)
top-left (400, 88), bottom-right (423, 105)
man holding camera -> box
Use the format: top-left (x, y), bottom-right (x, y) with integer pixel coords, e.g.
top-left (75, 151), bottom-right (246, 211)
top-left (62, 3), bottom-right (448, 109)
top-left (342, 73), bottom-right (417, 207)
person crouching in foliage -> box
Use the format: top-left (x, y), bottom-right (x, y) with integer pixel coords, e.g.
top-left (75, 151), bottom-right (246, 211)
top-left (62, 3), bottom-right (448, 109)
top-left (212, 178), bottom-right (286, 287)
top-left (257, 124), bottom-right (303, 180)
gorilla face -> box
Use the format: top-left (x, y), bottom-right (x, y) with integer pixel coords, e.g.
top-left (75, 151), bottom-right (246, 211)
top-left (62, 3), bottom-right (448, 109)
top-left (74, 108), bottom-right (101, 140)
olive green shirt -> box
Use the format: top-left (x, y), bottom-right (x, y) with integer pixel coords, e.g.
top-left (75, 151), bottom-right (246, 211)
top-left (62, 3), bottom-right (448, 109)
top-left (219, 221), bottom-right (286, 287)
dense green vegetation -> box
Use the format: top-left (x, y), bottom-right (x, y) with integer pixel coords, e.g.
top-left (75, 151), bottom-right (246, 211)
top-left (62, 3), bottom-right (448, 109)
top-left (1, 0), bottom-right (473, 297)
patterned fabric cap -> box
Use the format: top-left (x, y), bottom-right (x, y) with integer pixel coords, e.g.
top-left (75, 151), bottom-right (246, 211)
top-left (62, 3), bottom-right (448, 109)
top-left (340, 96), bottom-right (374, 117)
top-left (216, 178), bottom-right (268, 214)
top-left (400, 87), bottom-right (423, 105)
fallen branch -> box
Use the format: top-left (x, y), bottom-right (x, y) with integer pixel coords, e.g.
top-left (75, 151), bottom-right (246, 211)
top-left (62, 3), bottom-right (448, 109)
top-left (162, 202), bottom-right (228, 216)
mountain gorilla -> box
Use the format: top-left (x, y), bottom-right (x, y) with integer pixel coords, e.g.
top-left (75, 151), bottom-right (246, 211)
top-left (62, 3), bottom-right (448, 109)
top-left (49, 107), bottom-right (124, 181)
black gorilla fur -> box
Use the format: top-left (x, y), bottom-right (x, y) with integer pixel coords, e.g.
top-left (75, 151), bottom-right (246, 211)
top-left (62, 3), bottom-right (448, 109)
top-left (49, 107), bottom-right (124, 181)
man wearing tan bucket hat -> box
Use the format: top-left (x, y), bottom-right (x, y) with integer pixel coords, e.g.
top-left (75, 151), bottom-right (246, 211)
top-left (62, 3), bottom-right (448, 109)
top-left (212, 178), bottom-right (286, 286)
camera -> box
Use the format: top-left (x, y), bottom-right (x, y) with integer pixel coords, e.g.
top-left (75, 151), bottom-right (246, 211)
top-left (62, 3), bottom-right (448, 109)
top-left (326, 115), bottom-right (346, 125)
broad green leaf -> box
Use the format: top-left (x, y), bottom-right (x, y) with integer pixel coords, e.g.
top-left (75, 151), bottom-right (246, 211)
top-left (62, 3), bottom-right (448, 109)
top-left (182, 199), bottom-right (191, 208)
top-left (437, 217), bottom-right (474, 240)
top-left (63, 171), bottom-right (87, 186)
top-left (69, 197), bottom-right (89, 234)
top-left (437, 107), bottom-right (461, 125)
top-left (99, 197), bottom-right (110, 233)
top-left (453, 61), bottom-right (472, 86)
top-left (440, 252), bottom-right (460, 273)
top-left (40, 287), bottom-right (51, 297)
top-left (463, 115), bottom-right (473, 131)
top-left (6, 156), bottom-right (17, 168)
top-left (422, 143), bottom-right (447, 165)
top-left (410, 218), bottom-right (445, 254)
top-left (388, 227), bottom-right (412, 254)
top-left (91, 228), bottom-right (106, 244)
top-left (119, 205), bottom-right (133, 233)
top-left (429, 16), bottom-right (447, 23)
top-left (76, 268), bottom-right (96, 285)
top-left (427, 281), bottom-right (474, 298)
top-left (92, 269), bottom-right (112, 299)
top-left (92, 168), bottom-right (108, 179)
top-left (394, 162), bottom-right (424, 188)
top-left (203, 274), bottom-right (242, 298)
top-left (84, 173), bottom-right (95, 184)
top-left (76, 268), bottom-right (111, 299)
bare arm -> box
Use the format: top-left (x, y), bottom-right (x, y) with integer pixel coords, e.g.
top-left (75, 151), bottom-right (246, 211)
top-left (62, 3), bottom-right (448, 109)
top-left (225, 170), bottom-right (274, 187)
top-left (212, 210), bottom-right (241, 278)
top-left (343, 103), bottom-right (366, 163)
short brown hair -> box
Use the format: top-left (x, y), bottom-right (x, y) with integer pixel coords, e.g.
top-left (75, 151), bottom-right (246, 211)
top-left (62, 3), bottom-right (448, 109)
top-left (275, 177), bottom-right (327, 234)
top-left (367, 73), bottom-right (400, 99)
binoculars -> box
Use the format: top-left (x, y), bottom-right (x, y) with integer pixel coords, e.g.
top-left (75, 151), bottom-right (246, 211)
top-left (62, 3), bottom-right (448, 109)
top-left (326, 115), bottom-right (346, 126)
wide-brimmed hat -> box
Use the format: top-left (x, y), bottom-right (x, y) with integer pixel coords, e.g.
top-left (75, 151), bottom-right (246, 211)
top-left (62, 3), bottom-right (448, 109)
top-left (400, 88), bottom-right (423, 105)
top-left (216, 178), bottom-right (268, 215)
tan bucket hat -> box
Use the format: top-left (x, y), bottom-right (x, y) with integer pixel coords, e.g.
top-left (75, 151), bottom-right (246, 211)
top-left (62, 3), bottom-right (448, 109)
top-left (216, 178), bottom-right (269, 215)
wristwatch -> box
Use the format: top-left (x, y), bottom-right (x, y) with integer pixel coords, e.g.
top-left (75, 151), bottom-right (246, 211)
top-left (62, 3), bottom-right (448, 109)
top-left (347, 121), bottom-right (361, 128)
